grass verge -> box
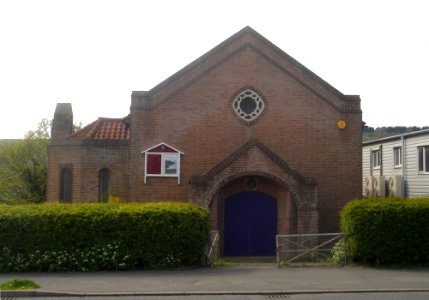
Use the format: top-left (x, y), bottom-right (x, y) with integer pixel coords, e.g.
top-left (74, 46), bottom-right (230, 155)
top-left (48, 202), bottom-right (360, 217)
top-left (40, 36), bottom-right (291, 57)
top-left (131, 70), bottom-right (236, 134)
top-left (211, 258), bottom-right (236, 268)
top-left (0, 278), bottom-right (40, 290)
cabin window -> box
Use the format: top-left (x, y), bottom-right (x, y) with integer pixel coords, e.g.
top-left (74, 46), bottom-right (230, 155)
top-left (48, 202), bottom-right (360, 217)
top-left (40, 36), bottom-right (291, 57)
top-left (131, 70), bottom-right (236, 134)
top-left (59, 166), bottom-right (72, 203)
top-left (371, 150), bottom-right (381, 169)
top-left (98, 168), bottom-right (110, 203)
top-left (394, 147), bottom-right (402, 168)
top-left (418, 146), bottom-right (429, 173)
top-left (143, 143), bottom-right (183, 184)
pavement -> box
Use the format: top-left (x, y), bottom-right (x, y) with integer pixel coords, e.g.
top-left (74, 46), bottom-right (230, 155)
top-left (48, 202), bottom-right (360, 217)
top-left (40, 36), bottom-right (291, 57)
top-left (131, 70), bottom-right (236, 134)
top-left (1, 264), bottom-right (429, 298)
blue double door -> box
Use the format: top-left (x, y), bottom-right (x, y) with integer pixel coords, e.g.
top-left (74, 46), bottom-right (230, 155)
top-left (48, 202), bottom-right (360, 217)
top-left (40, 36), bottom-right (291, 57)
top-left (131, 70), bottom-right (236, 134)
top-left (224, 191), bottom-right (277, 256)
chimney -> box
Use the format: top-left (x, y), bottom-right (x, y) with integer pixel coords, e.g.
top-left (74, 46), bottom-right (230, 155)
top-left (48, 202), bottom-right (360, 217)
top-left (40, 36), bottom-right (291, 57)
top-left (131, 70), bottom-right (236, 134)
top-left (51, 103), bottom-right (73, 140)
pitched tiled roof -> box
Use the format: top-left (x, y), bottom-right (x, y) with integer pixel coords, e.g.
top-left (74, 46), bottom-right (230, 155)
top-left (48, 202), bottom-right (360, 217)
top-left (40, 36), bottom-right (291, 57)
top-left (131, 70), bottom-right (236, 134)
top-left (69, 116), bottom-right (130, 140)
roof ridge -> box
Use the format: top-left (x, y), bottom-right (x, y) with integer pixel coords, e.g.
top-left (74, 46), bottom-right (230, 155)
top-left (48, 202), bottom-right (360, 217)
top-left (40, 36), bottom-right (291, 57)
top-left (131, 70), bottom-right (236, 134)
top-left (249, 29), bottom-right (345, 99)
top-left (96, 116), bottom-right (127, 121)
top-left (132, 26), bottom-right (356, 112)
top-left (142, 26), bottom-right (254, 97)
top-left (363, 128), bottom-right (429, 145)
top-left (67, 116), bottom-right (130, 141)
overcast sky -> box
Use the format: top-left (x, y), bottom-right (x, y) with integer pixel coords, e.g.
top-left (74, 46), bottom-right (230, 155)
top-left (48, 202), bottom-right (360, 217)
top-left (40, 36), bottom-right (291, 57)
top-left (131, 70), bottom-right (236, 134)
top-left (1, 0), bottom-right (428, 139)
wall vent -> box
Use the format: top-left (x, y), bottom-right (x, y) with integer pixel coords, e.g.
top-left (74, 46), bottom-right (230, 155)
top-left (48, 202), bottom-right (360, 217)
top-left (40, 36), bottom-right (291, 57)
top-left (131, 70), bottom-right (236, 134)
top-left (245, 177), bottom-right (258, 191)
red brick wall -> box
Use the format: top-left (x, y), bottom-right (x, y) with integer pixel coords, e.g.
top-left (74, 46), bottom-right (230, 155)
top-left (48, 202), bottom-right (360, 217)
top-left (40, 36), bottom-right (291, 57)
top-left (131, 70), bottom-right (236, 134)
top-left (127, 34), bottom-right (361, 232)
top-left (48, 141), bottom-right (129, 203)
top-left (47, 28), bottom-right (362, 234)
top-left (47, 143), bottom-right (81, 202)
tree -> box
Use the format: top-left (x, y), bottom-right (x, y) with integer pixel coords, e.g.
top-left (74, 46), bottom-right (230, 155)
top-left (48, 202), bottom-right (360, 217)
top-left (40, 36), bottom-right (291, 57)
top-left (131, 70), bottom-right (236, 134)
top-left (0, 119), bottom-right (50, 204)
top-left (363, 126), bottom-right (429, 142)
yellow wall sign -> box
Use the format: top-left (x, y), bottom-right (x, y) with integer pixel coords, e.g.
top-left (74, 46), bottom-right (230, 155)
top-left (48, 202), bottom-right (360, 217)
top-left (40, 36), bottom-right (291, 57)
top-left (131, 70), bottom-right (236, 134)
top-left (337, 120), bottom-right (346, 129)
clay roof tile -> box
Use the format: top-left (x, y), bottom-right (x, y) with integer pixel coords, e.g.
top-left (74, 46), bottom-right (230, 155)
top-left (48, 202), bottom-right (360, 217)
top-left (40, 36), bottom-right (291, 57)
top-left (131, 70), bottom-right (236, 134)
top-left (68, 116), bottom-right (130, 141)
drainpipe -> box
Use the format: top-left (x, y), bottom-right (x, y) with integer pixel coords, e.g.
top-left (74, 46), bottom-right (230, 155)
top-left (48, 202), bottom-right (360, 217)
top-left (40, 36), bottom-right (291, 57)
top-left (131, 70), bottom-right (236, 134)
top-left (369, 148), bottom-right (373, 176)
top-left (401, 135), bottom-right (405, 197)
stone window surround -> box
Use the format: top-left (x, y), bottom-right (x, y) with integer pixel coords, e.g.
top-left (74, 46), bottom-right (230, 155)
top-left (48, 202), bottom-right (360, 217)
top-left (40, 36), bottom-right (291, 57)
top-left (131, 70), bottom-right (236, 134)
top-left (231, 86), bottom-right (266, 125)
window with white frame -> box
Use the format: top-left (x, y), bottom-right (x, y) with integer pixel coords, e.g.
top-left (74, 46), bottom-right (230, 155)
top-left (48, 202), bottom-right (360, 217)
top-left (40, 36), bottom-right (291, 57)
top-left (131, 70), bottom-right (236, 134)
top-left (393, 147), bottom-right (402, 168)
top-left (418, 146), bottom-right (429, 173)
top-left (371, 149), bottom-right (381, 169)
top-left (143, 143), bottom-right (183, 183)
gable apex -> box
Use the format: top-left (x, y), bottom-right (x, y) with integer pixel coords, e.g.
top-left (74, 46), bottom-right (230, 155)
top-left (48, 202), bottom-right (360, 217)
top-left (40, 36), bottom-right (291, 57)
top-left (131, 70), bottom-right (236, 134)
top-left (142, 142), bottom-right (184, 154)
top-left (131, 26), bottom-right (360, 114)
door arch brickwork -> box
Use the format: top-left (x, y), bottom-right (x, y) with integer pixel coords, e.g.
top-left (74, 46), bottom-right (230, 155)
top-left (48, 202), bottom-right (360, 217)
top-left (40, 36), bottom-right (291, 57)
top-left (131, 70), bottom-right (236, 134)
top-left (189, 138), bottom-right (319, 236)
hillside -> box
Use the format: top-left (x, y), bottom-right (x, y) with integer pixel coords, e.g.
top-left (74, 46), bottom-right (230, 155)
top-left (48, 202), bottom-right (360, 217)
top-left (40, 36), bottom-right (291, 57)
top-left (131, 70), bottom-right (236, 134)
top-left (363, 126), bottom-right (429, 142)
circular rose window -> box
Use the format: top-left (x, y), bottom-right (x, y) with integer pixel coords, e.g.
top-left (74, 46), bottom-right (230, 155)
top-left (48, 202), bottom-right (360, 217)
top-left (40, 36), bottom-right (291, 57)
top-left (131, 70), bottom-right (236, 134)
top-left (232, 89), bottom-right (265, 122)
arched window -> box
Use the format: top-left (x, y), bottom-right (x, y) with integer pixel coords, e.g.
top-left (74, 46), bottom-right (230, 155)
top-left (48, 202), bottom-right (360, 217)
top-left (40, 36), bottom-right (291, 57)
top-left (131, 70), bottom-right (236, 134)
top-left (59, 167), bottom-right (72, 203)
top-left (98, 168), bottom-right (110, 203)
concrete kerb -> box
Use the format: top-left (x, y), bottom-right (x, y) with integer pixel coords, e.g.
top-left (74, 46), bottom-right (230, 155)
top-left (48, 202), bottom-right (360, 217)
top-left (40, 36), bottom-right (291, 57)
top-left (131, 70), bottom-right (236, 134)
top-left (3, 289), bottom-right (429, 298)
top-left (2, 265), bottom-right (429, 298)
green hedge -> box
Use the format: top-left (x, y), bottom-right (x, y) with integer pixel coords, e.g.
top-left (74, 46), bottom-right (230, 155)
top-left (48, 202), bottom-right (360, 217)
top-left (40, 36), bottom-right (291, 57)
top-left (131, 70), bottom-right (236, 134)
top-left (0, 202), bottom-right (209, 271)
top-left (341, 197), bottom-right (429, 265)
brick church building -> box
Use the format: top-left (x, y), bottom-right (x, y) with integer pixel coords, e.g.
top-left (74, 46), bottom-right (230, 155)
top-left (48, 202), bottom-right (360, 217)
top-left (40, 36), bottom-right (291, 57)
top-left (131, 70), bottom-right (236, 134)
top-left (48, 27), bottom-right (362, 256)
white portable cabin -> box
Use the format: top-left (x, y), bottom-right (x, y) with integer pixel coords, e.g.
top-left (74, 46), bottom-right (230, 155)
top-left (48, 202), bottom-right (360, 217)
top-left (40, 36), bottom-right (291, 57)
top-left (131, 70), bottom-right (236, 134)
top-left (362, 129), bottom-right (429, 198)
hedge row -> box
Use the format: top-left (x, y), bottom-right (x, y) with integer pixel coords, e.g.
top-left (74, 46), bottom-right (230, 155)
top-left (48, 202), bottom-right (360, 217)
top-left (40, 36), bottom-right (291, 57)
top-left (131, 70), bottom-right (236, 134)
top-left (0, 202), bottom-right (209, 271)
top-left (341, 197), bottom-right (429, 264)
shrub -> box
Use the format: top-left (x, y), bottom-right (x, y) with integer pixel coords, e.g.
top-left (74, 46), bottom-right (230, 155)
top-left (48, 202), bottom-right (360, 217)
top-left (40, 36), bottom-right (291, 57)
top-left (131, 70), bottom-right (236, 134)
top-left (331, 239), bottom-right (347, 265)
top-left (0, 202), bottom-right (209, 271)
top-left (0, 243), bottom-right (134, 272)
top-left (341, 197), bottom-right (429, 265)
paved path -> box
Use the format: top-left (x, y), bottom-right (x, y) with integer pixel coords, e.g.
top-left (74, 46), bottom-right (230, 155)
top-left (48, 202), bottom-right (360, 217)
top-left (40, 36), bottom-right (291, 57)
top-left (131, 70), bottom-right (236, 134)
top-left (1, 264), bottom-right (429, 297)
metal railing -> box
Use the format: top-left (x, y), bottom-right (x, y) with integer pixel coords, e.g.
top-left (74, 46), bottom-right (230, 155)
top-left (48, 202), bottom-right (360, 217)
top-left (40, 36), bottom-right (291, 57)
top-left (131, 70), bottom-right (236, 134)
top-left (205, 230), bottom-right (220, 264)
top-left (276, 233), bottom-right (346, 267)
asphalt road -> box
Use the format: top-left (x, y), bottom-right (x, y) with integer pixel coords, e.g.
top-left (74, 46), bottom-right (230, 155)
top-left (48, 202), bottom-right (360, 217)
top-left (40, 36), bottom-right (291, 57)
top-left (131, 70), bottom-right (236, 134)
top-left (2, 265), bottom-right (428, 299)
top-left (13, 292), bottom-right (429, 300)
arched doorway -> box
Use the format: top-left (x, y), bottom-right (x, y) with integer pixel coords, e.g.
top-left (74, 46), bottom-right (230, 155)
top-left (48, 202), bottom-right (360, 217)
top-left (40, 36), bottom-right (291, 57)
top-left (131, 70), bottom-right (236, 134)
top-left (224, 191), bottom-right (277, 256)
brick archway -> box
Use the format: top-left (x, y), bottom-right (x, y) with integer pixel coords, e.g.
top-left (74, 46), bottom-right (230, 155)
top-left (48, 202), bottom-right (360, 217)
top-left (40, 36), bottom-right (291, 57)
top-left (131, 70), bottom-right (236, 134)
top-left (189, 139), bottom-right (319, 236)
top-left (204, 170), bottom-right (301, 209)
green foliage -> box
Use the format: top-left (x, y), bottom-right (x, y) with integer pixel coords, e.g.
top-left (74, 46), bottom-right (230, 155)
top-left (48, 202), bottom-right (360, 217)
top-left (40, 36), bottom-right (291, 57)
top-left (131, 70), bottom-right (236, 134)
top-left (0, 244), bottom-right (134, 272)
top-left (0, 119), bottom-right (50, 204)
top-left (210, 257), bottom-right (236, 268)
top-left (0, 278), bottom-right (40, 290)
top-left (341, 198), bottom-right (429, 265)
top-left (0, 202), bottom-right (210, 271)
top-left (362, 126), bottom-right (429, 142)
top-left (73, 121), bottom-right (84, 132)
top-left (331, 239), bottom-right (347, 265)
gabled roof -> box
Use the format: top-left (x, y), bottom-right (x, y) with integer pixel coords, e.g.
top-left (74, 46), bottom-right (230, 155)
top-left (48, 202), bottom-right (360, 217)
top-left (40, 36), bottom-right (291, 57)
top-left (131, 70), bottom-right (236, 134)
top-left (142, 142), bottom-right (184, 154)
top-left (132, 26), bottom-right (361, 113)
top-left (69, 116), bottom-right (130, 140)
